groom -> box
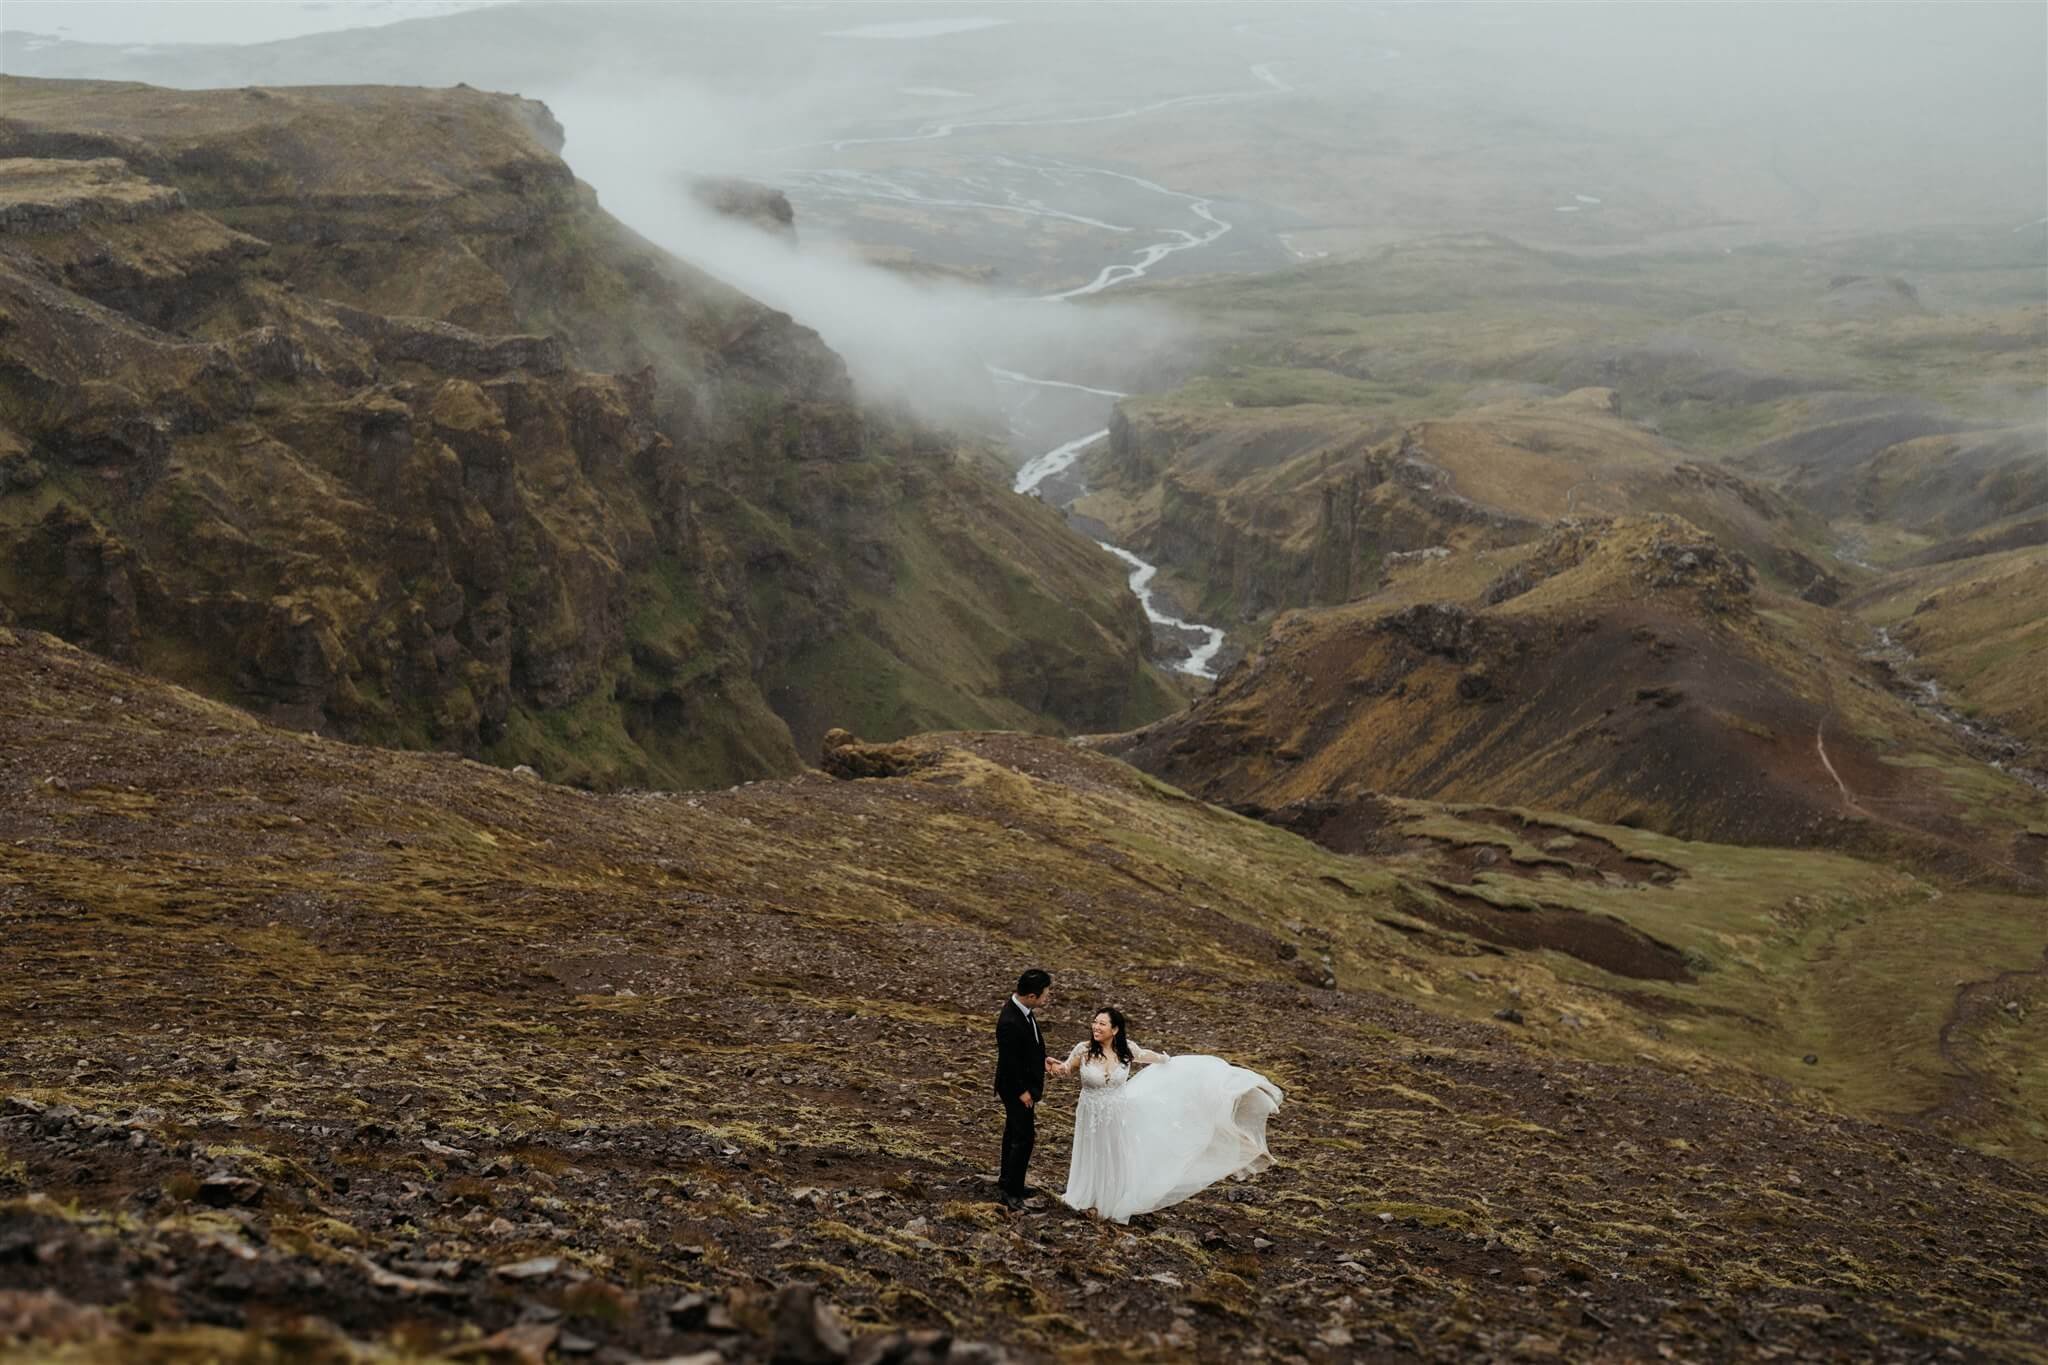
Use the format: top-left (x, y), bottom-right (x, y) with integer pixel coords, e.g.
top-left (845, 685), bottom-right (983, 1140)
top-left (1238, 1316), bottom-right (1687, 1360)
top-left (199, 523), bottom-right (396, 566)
top-left (993, 968), bottom-right (1052, 1209)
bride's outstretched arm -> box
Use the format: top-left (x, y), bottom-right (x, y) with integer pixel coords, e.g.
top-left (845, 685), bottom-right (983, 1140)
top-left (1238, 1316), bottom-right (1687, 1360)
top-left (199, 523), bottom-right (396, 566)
top-left (1132, 1045), bottom-right (1172, 1066)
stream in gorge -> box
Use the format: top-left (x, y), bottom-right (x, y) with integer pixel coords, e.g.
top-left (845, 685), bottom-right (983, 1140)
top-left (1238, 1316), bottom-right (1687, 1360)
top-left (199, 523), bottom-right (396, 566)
top-left (774, 82), bottom-right (1289, 681)
top-left (1862, 627), bottom-right (2048, 792)
top-left (986, 162), bottom-right (1238, 680)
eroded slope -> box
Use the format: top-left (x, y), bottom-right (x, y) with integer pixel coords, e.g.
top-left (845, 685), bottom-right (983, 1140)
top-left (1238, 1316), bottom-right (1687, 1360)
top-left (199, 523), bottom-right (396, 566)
top-left (1105, 517), bottom-right (2048, 878)
top-left (2, 628), bottom-right (2046, 1362)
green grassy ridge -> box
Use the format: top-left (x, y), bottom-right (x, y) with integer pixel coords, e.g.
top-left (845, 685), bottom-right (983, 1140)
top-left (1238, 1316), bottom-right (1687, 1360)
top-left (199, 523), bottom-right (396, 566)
top-left (1136, 233), bottom-right (2044, 449)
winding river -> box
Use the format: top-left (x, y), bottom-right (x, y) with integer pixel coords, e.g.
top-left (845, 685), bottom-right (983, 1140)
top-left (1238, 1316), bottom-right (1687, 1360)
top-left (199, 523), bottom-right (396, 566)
top-left (997, 372), bottom-right (1227, 679)
top-left (781, 76), bottom-right (1289, 680)
top-left (993, 164), bottom-right (1236, 679)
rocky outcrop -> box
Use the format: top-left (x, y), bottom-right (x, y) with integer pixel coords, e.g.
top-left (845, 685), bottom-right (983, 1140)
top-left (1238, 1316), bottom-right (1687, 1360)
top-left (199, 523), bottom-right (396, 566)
top-left (691, 175), bottom-right (797, 241)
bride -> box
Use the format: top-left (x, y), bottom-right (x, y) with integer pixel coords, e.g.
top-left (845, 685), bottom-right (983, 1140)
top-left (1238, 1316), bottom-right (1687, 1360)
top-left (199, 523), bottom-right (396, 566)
top-left (1046, 1005), bottom-right (1283, 1223)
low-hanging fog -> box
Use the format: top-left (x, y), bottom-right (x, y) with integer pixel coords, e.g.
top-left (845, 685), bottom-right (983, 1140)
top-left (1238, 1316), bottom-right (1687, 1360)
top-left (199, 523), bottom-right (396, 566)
top-left (540, 83), bottom-right (1191, 432)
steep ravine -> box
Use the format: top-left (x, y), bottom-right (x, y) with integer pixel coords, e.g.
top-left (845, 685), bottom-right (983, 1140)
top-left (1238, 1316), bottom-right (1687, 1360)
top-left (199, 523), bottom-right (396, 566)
top-left (0, 77), bottom-right (1175, 786)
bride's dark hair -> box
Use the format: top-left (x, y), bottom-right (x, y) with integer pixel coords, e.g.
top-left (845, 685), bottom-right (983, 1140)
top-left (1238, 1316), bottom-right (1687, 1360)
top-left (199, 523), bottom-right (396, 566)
top-left (1088, 1006), bottom-right (1133, 1066)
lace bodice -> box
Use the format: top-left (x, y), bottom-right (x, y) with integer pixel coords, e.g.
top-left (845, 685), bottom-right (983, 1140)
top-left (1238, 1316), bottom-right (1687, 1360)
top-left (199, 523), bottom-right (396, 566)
top-left (1067, 1041), bottom-right (1169, 1090)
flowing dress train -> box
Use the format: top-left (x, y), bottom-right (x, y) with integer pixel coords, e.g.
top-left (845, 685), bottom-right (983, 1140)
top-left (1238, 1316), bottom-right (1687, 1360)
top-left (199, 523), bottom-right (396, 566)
top-left (1059, 1042), bottom-right (1282, 1223)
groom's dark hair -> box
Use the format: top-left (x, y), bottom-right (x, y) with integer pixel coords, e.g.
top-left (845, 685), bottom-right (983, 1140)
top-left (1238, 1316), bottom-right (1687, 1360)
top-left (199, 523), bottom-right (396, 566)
top-left (1016, 968), bottom-right (1052, 997)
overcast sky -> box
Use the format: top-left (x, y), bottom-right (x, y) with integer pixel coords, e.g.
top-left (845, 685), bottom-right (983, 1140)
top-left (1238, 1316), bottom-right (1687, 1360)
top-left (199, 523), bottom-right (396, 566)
top-left (0, 0), bottom-right (504, 46)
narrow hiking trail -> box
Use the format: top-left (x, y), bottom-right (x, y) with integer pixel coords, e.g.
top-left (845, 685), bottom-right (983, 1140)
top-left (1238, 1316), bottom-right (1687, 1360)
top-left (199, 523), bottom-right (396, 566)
top-left (1814, 717), bottom-right (1870, 820)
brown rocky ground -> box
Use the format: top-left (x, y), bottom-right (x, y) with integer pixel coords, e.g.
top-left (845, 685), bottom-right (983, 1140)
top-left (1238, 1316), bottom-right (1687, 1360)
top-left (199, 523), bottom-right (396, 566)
top-left (3, 626), bottom-right (2047, 1362)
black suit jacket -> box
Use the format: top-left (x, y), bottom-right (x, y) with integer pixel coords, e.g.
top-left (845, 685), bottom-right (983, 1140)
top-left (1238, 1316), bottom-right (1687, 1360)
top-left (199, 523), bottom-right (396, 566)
top-left (994, 999), bottom-right (1047, 1104)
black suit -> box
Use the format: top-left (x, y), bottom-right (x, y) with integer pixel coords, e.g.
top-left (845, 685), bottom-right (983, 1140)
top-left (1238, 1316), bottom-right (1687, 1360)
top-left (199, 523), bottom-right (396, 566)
top-left (994, 998), bottom-right (1047, 1197)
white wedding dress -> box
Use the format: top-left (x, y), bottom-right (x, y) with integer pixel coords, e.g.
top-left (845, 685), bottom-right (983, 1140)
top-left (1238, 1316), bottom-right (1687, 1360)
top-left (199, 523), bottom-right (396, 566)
top-left (1059, 1041), bottom-right (1283, 1223)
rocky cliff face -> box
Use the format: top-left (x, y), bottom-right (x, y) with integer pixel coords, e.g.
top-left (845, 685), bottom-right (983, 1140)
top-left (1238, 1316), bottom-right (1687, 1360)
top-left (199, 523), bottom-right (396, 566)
top-left (0, 78), bottom-right (1172, 786)
top-left (1078, 391), bottom-right (1830, 628)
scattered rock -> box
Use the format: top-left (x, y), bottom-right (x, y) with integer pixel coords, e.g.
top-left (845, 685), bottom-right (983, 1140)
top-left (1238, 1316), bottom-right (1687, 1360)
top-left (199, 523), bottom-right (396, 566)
top-left (0, 1291), bottom-right (114, 1347)
top-left (821, 729), bottom-right (935, 781)
top-left (492, 1256), bottom-right (561, 1282)
top-left (447, 1320), bottom-right (558, 1363)
top-left (196, 1173), bottom-right (264, 1207)
top-left (772, 1283), bottom-right (851, 1365)
top-left (1494, 1008), bottom-right (1525, 1025)
top-left (1292, 958), bottom-right (1337, 990)
top-left (362, 1258), bottom-right (460, 1300)
top-left (667, 1292), bottom-right (737, 1332)
top-left (847, 1330), bottom-right (954, 1365)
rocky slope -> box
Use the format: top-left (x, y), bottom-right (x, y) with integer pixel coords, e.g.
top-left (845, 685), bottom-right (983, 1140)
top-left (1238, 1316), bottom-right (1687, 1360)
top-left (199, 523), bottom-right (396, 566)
top-left (1102, 516), bottom-right (2048, 879)
top-left (3, 626), bottom-right (2047, 1362)
top-left (0, 78), bottom-right (1175, 789)
top-left (1079, 385), bottom-right (1845, 625)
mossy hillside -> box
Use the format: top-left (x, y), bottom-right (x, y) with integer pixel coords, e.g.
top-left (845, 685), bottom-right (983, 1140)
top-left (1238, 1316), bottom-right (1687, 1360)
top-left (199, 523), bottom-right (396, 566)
top-left (0, 77), bottom-right (1171, 788)
top-left (1079, 377), bottom-right (1848, 633)
top-left (1369, 801), bottom-right (2048, 1161)
top-left (1845, 547), bottom-right (2048, 748)
top-left (768, 472), bottom-right (1177, 751)
top-left (3, 628), bottom-right (2046, 1361)
top-left (1079, 234), bottom-right (2042, 627)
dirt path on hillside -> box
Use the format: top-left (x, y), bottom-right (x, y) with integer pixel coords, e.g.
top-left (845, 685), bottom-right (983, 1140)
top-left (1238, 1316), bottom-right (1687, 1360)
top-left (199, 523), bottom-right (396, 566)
top-left (1814, 718), bottom-right (1871, 820)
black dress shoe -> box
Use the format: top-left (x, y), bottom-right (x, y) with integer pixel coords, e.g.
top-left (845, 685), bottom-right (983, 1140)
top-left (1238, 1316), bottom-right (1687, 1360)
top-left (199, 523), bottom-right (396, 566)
top-left (999, 1192), bottom-right (1025, 1210)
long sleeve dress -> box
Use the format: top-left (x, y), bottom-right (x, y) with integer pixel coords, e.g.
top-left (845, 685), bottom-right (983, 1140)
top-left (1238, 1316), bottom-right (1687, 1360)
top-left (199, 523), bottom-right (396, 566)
top-left (1059, 1041), bottom-right (1283, 1223)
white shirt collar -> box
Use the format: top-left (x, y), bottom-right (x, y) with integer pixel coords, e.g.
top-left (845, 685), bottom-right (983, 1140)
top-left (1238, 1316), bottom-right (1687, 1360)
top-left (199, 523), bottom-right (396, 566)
top-left (1011, 994), bottom-right (1033, 1016)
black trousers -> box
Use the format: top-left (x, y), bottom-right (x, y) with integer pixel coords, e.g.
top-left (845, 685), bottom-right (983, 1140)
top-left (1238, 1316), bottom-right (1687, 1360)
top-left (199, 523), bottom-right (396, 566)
top-left (999, 1096), bottom-right (1036, 1195)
